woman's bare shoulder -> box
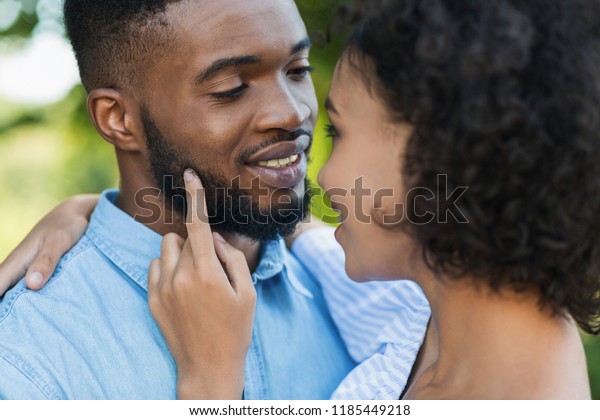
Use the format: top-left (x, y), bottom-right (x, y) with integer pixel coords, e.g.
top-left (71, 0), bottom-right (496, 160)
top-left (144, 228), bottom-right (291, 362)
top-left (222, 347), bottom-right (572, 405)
top-left (408, 318), bottom-right (591, 400)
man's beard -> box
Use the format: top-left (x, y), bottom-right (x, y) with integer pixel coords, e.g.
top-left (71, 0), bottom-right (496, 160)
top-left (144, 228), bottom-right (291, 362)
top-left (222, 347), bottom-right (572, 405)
top-left (141, 105), bottom-right (310, 242)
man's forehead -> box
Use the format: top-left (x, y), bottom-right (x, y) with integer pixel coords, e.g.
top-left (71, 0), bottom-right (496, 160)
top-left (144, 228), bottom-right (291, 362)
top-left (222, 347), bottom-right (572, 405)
top-left (167, 0), bottom-right (306, 48)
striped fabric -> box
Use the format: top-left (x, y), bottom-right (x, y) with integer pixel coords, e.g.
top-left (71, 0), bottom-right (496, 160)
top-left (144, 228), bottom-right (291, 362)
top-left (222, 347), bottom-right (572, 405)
top-left (291, 228), bottom-right (431, 400)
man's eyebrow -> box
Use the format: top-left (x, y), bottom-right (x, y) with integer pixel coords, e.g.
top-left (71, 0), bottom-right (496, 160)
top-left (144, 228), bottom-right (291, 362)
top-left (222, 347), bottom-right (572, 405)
top-left (193, 55), bottom-right (261, 85)
top-left (193, 39), bottom-right (311, 86)
top-left (325, 97), bottom-right (338, 114)
top-left (291, 38), bottom-right (312, 55)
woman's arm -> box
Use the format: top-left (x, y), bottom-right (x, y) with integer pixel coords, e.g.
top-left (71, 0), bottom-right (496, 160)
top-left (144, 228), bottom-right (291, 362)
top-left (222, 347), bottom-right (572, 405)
top-left (0, 194), bottom-right (98, 295)
top-left (148, 170), bottom-right (256, 400)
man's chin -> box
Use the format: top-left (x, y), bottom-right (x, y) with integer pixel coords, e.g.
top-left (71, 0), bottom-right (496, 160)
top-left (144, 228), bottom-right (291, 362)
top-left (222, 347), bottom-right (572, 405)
top-left (212, 203), bottom-right (307, 242)
top-left (209, 179), bottom-right (311, 242)
top-left (215, 222), bottom-right (300, 242)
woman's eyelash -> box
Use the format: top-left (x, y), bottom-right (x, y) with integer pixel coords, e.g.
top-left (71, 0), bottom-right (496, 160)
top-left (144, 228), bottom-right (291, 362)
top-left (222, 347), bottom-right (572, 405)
top-left (325, 123), bottom-right (338, 139)
top-left (211, 84), bottom-right (248, 100)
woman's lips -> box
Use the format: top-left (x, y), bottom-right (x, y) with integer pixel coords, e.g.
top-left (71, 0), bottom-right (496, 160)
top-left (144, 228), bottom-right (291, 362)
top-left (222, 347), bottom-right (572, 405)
top-left (245, 152), bottom-right (307, 189)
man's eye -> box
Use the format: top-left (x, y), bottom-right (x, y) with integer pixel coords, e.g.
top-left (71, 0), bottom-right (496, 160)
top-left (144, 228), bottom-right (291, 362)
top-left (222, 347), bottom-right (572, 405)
top-left (289, 66), bottom-right (315, 79)
top-left (211, 84), bottom-right (248, 100)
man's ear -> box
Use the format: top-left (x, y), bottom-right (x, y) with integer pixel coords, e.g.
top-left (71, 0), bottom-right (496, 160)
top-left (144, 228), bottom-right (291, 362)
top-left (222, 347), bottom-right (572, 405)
top-left (87, 89), bottom-right (144, 152)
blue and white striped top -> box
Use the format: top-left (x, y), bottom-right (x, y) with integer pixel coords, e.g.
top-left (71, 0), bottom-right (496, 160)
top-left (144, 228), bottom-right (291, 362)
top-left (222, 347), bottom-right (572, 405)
top-left (292, 228), bottom-right (431, 400)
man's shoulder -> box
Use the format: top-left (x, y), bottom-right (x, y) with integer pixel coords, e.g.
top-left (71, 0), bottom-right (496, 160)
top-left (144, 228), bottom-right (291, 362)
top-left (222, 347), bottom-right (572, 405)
top-left (0, 235), bottom-right (104, 399)
top-left (0, 233), bottom-right (111, 323)
top-left (0, 230), bottom-right (171, 399)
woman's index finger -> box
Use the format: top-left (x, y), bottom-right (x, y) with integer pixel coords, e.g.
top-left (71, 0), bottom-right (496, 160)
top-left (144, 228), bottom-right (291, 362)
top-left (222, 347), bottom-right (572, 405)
top-left (183, 169), bottom-right (215, 258)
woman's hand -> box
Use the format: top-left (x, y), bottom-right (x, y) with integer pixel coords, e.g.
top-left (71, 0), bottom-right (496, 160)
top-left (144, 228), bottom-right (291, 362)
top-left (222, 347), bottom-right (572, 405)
top-left (0, 194), bottom-right (98, 295)
top-left (148, 170), bottom-right (256, 400)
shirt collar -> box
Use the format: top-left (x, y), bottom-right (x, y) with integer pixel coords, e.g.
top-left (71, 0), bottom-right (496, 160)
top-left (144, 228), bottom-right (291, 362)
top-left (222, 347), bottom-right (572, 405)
top-left (86, 190), bottom-right (163, 291)
top-left (253, 239), bottom-right (314, 299)
top-left (252, 239), bottom-right (285, 282)
top-left (86, 189), bottom-right (307, 295)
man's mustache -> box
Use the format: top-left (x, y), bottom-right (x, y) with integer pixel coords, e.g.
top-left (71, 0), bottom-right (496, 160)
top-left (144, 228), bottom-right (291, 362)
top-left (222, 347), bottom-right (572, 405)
top-left (237, 129), bottom-right (313, 164)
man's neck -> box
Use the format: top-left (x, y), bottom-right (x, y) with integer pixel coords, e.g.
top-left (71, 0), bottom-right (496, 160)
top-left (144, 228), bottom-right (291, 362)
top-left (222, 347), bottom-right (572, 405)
top-left (115, 180), bottom-right (261, 272)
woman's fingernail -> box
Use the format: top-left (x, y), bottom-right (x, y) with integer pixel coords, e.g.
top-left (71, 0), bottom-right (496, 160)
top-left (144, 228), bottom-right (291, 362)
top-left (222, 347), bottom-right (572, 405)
top-left (27, 272), bottom-right (44, 288)
top-left (184, 169), bottom-right (195, 182)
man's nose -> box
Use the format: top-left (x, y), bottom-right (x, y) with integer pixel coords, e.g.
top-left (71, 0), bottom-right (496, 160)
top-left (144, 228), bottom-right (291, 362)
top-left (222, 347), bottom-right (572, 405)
top-left (254, 82), bottom-right (311, 133)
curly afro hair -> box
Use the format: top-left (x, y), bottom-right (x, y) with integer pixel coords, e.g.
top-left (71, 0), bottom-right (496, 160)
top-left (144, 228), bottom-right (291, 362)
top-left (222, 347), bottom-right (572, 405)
top-left (63, 0), bottom-right (183, 92)
top-left (345, 0), bottom-right (600, 334)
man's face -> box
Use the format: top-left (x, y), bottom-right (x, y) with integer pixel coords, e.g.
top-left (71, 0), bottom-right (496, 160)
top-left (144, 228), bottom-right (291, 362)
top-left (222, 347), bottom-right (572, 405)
top-left (140, 0), bottom-right (318, 240)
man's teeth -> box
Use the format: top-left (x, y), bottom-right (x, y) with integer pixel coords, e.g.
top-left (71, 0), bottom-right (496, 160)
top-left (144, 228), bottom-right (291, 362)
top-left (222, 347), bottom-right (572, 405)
top-left (256, 154), bottom-right (300, 168)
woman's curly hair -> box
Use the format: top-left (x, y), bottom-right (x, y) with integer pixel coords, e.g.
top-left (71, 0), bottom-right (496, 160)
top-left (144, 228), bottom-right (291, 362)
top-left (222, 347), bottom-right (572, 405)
top-left (344, 0), bottom-right (600, 333)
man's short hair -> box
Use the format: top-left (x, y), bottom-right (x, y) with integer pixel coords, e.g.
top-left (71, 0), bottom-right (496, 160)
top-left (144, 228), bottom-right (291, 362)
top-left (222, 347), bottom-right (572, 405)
top-left (64, 0), bottom-right (182, 93)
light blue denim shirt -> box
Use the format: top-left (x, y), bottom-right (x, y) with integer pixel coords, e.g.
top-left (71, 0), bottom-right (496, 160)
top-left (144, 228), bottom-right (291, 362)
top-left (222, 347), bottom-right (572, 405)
top-left (0, 190), bottom-right (355, 399)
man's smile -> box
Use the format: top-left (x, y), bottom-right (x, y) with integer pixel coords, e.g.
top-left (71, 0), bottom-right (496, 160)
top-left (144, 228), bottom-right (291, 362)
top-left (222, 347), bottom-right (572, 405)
top-left (256, 153), bottom-right (299, 168)
top-left (244, 134), bottom-right (310, 189)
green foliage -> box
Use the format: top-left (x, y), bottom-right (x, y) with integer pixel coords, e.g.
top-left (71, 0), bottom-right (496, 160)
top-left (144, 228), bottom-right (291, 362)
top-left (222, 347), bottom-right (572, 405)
top-left (0, 85), bottom-right (117, 260)
top-left (0, 10), bottom-right (38, 38)
top-left (295, 0), bottom-right (352, 224)
top-left (584, 335), bottom-right (600, 399)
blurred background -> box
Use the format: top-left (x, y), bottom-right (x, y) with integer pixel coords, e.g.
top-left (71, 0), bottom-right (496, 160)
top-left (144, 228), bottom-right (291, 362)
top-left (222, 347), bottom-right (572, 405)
top-left (0, 0), bottom-right (598, 398)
